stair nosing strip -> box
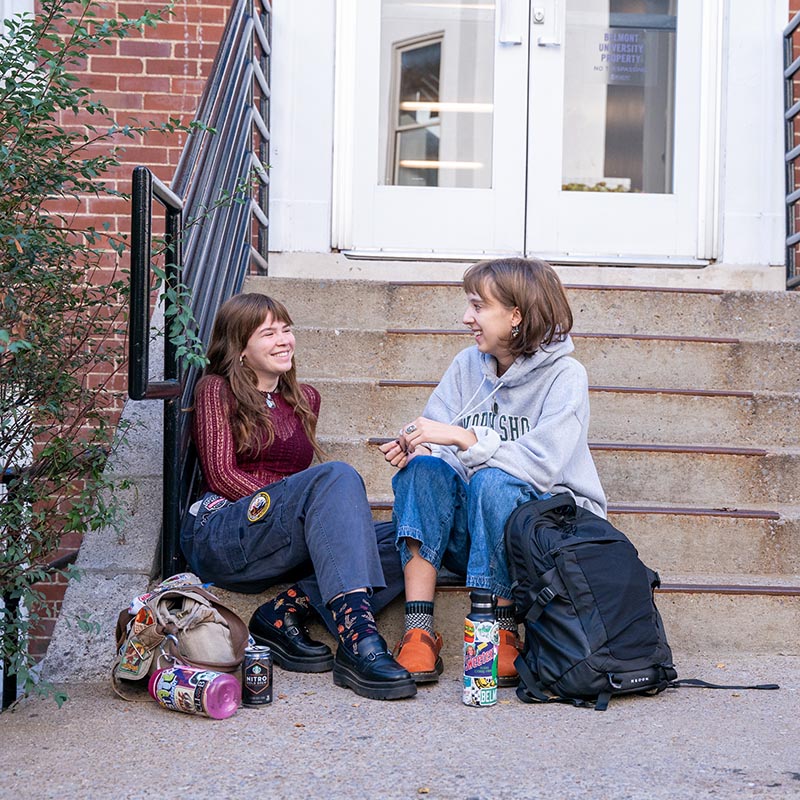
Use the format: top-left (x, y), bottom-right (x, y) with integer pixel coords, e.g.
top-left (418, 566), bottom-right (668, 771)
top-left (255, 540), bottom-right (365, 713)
top-left (657, 583), bottom-right (800, 596)
top-left (385, 329), bottom-right (740, 345)
top-left (589, 442), bottom-right (768, 456)
top-left (365, 437), bottom-right (769, 457)
top-left (376, 380), bottom-right (755, 400)
top-left (369, 499), bottom-right (781, 521)
top-left (433, 583), bottom-right (800, 596)
top-left (388, 281), bottom-right (726, 296)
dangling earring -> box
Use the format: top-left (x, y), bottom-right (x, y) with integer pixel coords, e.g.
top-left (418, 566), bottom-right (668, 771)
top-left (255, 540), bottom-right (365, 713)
top-left (511, 324), bottom-right (520, 339)
top-left (239, 355), bottom-right (244, 365)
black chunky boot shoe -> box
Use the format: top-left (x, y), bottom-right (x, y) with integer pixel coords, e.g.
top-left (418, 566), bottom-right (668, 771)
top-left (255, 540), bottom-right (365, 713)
top-left (332, 633), bottom-right (417, 700)
top-left (249, 609), bottom-right (334, 673)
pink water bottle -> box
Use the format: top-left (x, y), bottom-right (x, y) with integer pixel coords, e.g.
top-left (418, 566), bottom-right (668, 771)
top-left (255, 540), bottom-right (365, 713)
top-left (148, 665), bottom-right (240, 719)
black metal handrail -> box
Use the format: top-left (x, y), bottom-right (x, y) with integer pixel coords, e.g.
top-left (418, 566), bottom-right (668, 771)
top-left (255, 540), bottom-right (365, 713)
top-left (128, 0), bottom-right (271, 577)
top-left (783, 10), bottom-right (800, 290)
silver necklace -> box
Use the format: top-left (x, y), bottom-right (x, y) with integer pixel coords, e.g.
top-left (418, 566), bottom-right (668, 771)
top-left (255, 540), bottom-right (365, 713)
top-left (265, 391), bottom-right (276, 409)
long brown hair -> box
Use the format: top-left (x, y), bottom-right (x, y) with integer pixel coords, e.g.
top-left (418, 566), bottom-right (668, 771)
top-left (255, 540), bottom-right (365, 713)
top-left (199, 293), bottom-right (325, 460)
top-left (463, 257), bottom-right (573, 359)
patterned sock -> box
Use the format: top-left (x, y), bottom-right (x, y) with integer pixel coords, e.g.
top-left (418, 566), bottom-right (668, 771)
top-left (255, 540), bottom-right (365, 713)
top-left (329, 590), bottom-right (379, 655)
top-left (495, 603), bottom-right (518, 634)
top-left (405, 600), bottom-right (435, 636)
top-left (254, 585), bottom-right (311, 630)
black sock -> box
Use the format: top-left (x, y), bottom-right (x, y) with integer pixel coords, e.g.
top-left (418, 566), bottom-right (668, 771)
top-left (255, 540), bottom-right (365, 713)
top-left (254, 585), bottom-right (311, 630)
top-left (495, 603), bottom-right (518, 634)
top-left (329, 590), bottom-right (378, 655)
top-left (404, 600), bottom-right (435, 636)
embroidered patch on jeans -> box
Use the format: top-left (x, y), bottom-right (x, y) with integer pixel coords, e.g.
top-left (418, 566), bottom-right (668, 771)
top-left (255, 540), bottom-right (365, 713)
top-left (204, 495), bottom-right (230, 512)
top-left (247, 491), bottom-right (271, 523)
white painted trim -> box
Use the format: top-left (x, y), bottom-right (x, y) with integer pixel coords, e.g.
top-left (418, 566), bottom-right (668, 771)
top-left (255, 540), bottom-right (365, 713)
top-left (696, 0), bottom-right (724, 260)
top-left (343, 248), bottom-right (710, 267)
top-left (331, 0), bottom-right (357, 250)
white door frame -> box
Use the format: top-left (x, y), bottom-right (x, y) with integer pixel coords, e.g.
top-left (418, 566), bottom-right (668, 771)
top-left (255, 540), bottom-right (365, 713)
top-left (333, 0), bottom-right (722, 264)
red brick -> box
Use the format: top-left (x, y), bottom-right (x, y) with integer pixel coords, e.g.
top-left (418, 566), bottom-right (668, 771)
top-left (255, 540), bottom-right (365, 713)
top-left (119, 39), bottom-right (173, 58)
top-left (91, 56), bottom-right (144, 74)
top-left (170, 77), bottom-right (207, 95)
top-left (119, 75), bottom-right (172, 94)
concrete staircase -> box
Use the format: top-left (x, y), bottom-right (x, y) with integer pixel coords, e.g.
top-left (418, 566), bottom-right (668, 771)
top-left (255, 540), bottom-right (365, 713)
top-left (244, 275), bottom-right (800, 658)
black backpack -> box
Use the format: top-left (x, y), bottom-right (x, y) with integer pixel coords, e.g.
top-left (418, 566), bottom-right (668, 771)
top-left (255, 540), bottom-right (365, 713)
top-left (505, 493), bottom-right (677, 710)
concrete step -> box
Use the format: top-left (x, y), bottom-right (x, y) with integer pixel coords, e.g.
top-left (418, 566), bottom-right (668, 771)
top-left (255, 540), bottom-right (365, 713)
top-left (311, 378), bottom-right (799, 449)
top-left (321, 437), bottom-right (800, 507)
top-left (367, 500), bottom-right (800, 577)
top-left (294, 328), bottom-right (800, 393)
top-left (251, 277), bottom-right (800, 343)
top-left (214, 577), bottom-right (800, 659)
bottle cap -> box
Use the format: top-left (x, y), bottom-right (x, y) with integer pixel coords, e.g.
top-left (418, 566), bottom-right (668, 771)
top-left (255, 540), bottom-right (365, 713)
top-left (469, 590), bottom-right (495, 610)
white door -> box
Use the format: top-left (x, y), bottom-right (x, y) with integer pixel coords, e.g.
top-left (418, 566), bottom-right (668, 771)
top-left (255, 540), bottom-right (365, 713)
top-left (527, 0), bottom-right (714, 262)
top-left (335, 0), bottom-right (530, 256)
top-left (337, 0), bottom-right (717, 263)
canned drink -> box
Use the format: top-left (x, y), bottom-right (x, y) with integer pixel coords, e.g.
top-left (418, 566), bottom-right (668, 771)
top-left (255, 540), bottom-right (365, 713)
top-left (148, 665), bottom-right (240, 719)
top-left (242, 644), bottom-right (273, 707)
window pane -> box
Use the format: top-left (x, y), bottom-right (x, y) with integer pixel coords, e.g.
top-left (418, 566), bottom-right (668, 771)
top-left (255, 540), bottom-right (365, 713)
top-left (399, 42), bottom-right (441, 126)
top-left (380, 0), bottom-right (495, 188)
top-left (562, 0), bottom-right (677, 194)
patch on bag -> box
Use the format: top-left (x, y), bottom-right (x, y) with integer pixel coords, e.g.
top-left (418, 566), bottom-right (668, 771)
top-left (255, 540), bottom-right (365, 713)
top-left (117, 636), bottom-right (154, 677)
top-left (247, 491), bottom-right (271, 523)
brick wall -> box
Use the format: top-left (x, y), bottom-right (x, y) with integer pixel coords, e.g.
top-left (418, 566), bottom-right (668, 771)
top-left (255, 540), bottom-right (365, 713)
top-left (27, 0), bottom-right (231, 662)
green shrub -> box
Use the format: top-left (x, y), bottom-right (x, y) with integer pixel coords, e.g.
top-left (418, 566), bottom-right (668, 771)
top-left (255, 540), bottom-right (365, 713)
top-left (0, 0), bottom-right (181, 703)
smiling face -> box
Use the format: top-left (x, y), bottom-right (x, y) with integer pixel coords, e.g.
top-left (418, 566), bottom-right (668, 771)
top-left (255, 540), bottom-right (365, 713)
top-left (240, 312), bottom-right (295, 391)
top-left (462, 282), bottom-right (521, 372)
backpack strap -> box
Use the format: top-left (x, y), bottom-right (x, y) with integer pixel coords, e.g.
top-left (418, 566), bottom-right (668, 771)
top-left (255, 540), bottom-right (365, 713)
top-left (524, 567), bottom-right (566, 624)
top-left (669, 678), bottom-right (779, 691)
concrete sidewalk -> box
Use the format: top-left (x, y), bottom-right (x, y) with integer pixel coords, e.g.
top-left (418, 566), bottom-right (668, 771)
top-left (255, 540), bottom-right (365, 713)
top-left (1, 653), bottom-right (798, 800)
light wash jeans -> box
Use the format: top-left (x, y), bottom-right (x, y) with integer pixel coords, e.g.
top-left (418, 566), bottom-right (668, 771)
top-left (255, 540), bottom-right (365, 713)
top-left (391, 456), bottom-right (546, 599)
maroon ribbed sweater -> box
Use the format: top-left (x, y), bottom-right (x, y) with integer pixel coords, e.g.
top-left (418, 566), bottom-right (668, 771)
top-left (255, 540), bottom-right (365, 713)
top-left (193, 373), bottom-right (321, 501)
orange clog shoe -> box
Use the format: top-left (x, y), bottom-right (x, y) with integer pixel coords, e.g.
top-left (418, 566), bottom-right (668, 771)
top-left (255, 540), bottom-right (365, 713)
top-left (395, 628), bottom-right (444, 683)
top-left (498, 628), bottom-right (523, 687)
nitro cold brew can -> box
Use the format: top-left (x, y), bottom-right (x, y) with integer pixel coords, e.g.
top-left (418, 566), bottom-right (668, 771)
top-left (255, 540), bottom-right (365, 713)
top-left (463, 591), bottom-right (499, 707)
top-left (242, 644), bottom-right (273, 706)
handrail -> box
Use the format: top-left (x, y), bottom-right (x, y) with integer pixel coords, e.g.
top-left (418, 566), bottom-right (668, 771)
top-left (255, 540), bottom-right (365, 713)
top-left (783, 11), bottom-right (800, 289)
top-left (127, 0), bottom-right (272, 577)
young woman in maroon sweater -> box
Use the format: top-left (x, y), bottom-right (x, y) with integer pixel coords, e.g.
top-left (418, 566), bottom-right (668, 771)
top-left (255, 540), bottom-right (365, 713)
top-left (181, 293), bottom-right (415, 701)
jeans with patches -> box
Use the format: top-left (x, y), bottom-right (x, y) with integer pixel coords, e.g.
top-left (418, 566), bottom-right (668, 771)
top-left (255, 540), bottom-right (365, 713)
top-left (180, 461), bottom-right (403, 635)
top-left (391, 456), bottom-right (546, 599)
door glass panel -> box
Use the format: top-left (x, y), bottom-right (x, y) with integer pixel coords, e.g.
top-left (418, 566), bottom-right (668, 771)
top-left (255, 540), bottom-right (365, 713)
top-left (379, 0), bottom-right (495, 188)
top-left (562, 0), bottom-right (677, 194)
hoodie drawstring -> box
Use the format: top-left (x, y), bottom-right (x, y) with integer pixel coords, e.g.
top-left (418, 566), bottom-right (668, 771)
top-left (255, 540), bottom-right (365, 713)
top-left (449, 377), bottom-right (505, 425)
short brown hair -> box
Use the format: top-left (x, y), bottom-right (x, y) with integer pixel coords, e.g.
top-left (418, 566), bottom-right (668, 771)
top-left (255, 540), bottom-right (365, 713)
top-left (463, 257), bottom-right (573, 358)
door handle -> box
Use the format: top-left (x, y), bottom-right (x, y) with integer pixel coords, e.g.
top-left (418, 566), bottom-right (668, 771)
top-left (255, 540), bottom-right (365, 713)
top-left (499, 0), bottom-right (524, 45)
top-left (535, 2), bottom-right (562, 47)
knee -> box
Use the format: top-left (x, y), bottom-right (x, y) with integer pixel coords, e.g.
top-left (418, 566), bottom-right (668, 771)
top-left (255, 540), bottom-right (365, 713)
top-left (469, 467), bottom-right (511, 494)
top-left (393, 455), bottom-right (452, 493)
top-left (316, 460), bottom-right (366, 491)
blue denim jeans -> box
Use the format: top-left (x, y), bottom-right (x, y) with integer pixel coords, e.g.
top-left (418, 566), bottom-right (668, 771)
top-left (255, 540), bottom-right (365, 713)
top-left (391, 456), bottom-right (546, 599)
top-left (180, 461), bottom-right (404, 635)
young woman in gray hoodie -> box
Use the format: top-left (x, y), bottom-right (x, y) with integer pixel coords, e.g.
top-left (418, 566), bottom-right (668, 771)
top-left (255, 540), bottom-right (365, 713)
top-left (380, 257), bottom-right (606, 686)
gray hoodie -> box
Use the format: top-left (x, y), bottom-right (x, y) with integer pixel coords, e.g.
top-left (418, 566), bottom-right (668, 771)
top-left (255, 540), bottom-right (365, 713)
top-left (423, 335), bottom-right (607, 517)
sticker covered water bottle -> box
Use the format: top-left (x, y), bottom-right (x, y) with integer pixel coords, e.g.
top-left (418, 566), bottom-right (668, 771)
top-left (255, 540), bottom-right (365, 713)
top-left (463, 590), bottom-right (498, 707)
